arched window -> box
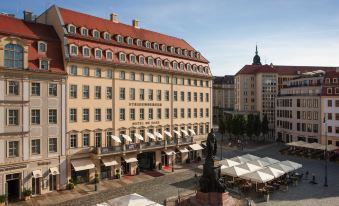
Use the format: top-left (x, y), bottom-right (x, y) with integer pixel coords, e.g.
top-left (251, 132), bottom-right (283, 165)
top-left (4, 44), bottom-right (24, 68)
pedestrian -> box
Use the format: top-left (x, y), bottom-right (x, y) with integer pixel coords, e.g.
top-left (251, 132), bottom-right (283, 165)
top-left (194, 173), bottom-right (199, 191)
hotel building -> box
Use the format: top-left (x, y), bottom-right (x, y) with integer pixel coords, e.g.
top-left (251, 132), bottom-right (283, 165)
top-left (0, 13), bottom-right (66, 200)
top-left (37, 6), bottom-right (212, 183)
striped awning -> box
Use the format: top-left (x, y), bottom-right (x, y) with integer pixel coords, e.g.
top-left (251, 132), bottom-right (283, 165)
top-left (173, 130), bottom-right (181, 137)
top-left (134, 133), bottom-right (144, 141)
top-left (179, 148), bottom-right (189, 153)
top-left (154, 132), bottom-right (163, 139)
top-left (111, 135), bottom-right (121, 143)
top-left (71, 159), bottom-right (95, 171)
top-left (188, 129), bottom-right (196, 135)
top-left (189, 144), bottom-right (204, 151)
top-left (102, 158), bottom-right (118, 167)
top-left (164, 131), bottom-right (172, 137)
top-left (122, 134), bottom-right (132, 142)
top-left (146, 132), bottom-right (156, 140)
top-left (181, 130), bottom-right (189, 137)
top-left (124, 157), bottom-right (138, 163)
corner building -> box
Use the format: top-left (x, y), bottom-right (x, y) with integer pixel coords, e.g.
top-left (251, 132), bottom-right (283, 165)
top-left (38, 6), bottom-right (212, 183)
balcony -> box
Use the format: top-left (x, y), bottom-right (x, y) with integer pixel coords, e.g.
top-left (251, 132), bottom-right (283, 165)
top-left (95, 146), bottom-right (123, 155)
top-left (141, 141), bottom-right (164, 150)
top-left (166, 140), bottom-right (176, 146)
top-left (178, 136), bottom-right (193, 145)
top-left (125, 143), bottom-right (140, 152)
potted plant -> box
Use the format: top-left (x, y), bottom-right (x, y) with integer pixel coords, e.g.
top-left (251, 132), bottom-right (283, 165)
top-left (67, 179), bottom-right (75, 190)
top-left (0, 195), bottom-right (6, 206)
top-left (22, 188), bottom-right (32, 201)
top-left (94, 173), bottom-right (100, 184)
top-left (115, 169), bottom-right (121, 179)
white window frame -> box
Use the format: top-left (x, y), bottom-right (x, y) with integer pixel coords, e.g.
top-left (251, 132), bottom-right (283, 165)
top-left (127, 37), bottom-right (133, 45)
top-left (82, 46), bottom-right (91, 57)
top-left (95, 48), bottom-right (102, 59)
top-left (39, 59), bottom-right (50, 70)
top-left (147, 57), bottom-right (154, 66)
top-left (92, 29), bottom-right (100, 39)
top-left (103, 32), bottom-right (110, 40)
top-left (38, 41), bottom-right (47, 53)
top-left (145, 41), bottom-right (151, 48)
top-left (106, 50), bottom-right (113, 61)
top-left (129, 54), bottom-right (136, 63)
top-left (69, 44), bottom-right (78, 56)
top-left (116, 35), bottom-right (123, 43)
top-left (119, 52), bottom-right (126, 63)
top-left (153, 43), bottom-right (158, 50)
top-left (136, 39), bottom-right (142, 46)
top-left (156, 58), bottom-right (162, 67)
top-left (67, 24), bottom-right (76, 34)
top-left (80, 27), bottom-right (88, 36)
top-left (138, 55), bottom-right (145, 64)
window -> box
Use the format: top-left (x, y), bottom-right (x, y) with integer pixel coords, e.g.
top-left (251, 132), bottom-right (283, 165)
top-left (130, 72), bottom-right (135, 80)
top-left (165, 90), bottom-right (169, 101)
top-left (70, 109), bottom-right (77, 122)
top-left (173, 77), bottom-right (177, 84)
top-left (119, 53), bottom-right (126, 62)
top-left (206, 108), bottom-right (209, 117)
top-left (140, 108), bottom-right (144, 120)
top-left (194, 108), bottom-right (197, 118)
top-left (147, 57), bottom-right (154, 66)
top-left (327, 88), bottom-right (332, 94)
top-left (49, 138), bottom-right (57, 153)
top-left (156, 59), bottom-right (162, 67)
top-left (117, 35), bottom-right (123, 43)
top-left (8, 141), bottom-right (19, 157)
top-left (95, 109), bottom-right (101, 121)
top-left (83, 108), bottom-right (89, 122)
top-left (136, 39), bottom-right (142, 46)
top-left (206, 93), bottom-right (209, 102)
top-left (107, 69), bottom-right (113, 78)
top-left (31, 109), bottom-right (40, 125)
top-left (83, 47), bottom-right (90, 57)
top-left (140, 73), bottom-right (145, 81)
top-left (165, 108), bottom-right (169, 119)
top-left (120, 88), bottom-right (125, 100)
top-left (95, 133), bottom-right (102, 147)
top-left (173, 108), bottom-right (177, 118)
top-left (49, 109), bottom-right (57, 124)
top-left (145, 41), bottom-right (151, 48)
top-left (336, 100), bottom-right (339, 107)
top-left (157, 108), bottom-right (161, 119)
top-left (156, 75), bottom-right (161, 83)
top-left (328, 126), bottom-right (332, 133)
top-left (148, 108), bottom-right (153, 119)
top-left (83, 67), bottom-right (89, 76)
top-left (328, 100), bottom-right (332, 107)
top-left (81, 27), bottom-right (88, 36)
top-left (70, 65), bottom-right (77, 75)
top-left (95, 86), bottom-right (101, 99)
top-left (106, 87), bottom-right (112, 99)
top-left (8, 109), bottom-right (19, 125)
top-left (120, 71), bottom-right (125, 80)
top-left (40, 60), bottom-right (49, 70)
top-left (194, 79), bottom-right (197, 86)
top-left (200, 93), bottom-right (203, 102)
top-left (38, 42), bottom-right (47, 53)
top-left (181, 91), bottom-right (185, 101)
top-left (120, 108), bottom-right (125, 120)
top-left (139, 56), bottom-right (145, 64)
top-left (31, 139), bottom-right (40, 155)
top-left (174, 91), bottom-right (178, 101)
top-left (8, 81), bottom-right (19, 95)
top-left (148, 74), bottom-right (153, 82)
top-left (336, 113), bottom-right (339, 121)
top-left (140, 89), bottom-right (145, 100)
top-left (4, 44), bottom-right (24, 68)
top-left (106, 108), bottom-right (112, 120)
top-left (181, 108), bottom-right (184, 118)
top-left (49, 83), bottom-right (57, 96)
top-left (68, 25), bottom-right (76, 34)
top-left (200, 108), bottom-right (203, 117)
top-left (93, 30), bottom-right (100, 38)
top-left (82, 134), bottom-right (89, 147)
top-left (172, 62), bottom-right (177, 69)
top-left (165, 76), bottom-right (170, 84)
top-left (188, 108), bottom-right (191, 118)
top-left (70, 45), bottom-right (78, 56)
top-left (157, 90), bottom-right (161, 101)
top-left (130, 88), bottom-right (135, 100)
top-left (130, 108), bottom-right (135, 120)
top-left (127, 37), bottom-right (133, 45)
top-left (129, 54), bottom-right (136, 63)
top-left (106, 51), bottom-right (113, 60)
top-left (70, 134), bottom-right (77, 148)
top-left (95, 49), bottom-right (102, 59)
top-left (194, 92), bottom-right (197, 102)
top-left (31, 83), bottom-right (40, 96)
top-left (188, 92), bottom-right (191, 101)
top-left (70, 85), bottom-right (77, 98)
top-left (148, 89), bottom-right (153, 100)
top-left (104, 32), bottom-right (110, 40)
top-left (82, 85), bottom-right (89, 99)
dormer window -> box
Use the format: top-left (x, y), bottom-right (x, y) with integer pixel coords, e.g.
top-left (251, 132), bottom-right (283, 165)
top-left (186, 64), bottom-right (191, 71)
top-left (164, 60), bottom-right (169, 68)
top-left (68, 24), bottom-right (76, 34)
top-left (95, 49), bottom-right (102, 59)
top-left (103, 32), bottom-right (110, 40)
top-left (204, 66), bottom-right (209, 73)
top-left (179, 62), bottom-right (184, 70)
top-left (196, 52), bottom-right (200, 59)
top-left (147, 57), bottom-right (153, 65)
top-left (161, 44), bottom-right (166, 52)
top-left (176, 48), bottom-right (181, 55)
top-left (190, 51), bottom-right (194, 57)
top-left (38, 41), bottom-right (47, 53)
top-left (183, 50), bottom-right (188, 56)
top-left (93, 30), bottom-right (100, 39)
top-left (127, 37), bottom-right (133, 45)
top-left (82, 46), bottom-right (90, 57)
top-left (172, 61), bottom-right (177, 69)
top-left (192, 65), bottom-right (197, 72)
top-left (116, 35), bottom-right (123, 43)
top-left (327, 88), bottom-right (332, 94)
top-left (69, 44), bottom-right (78, 56)
top-left (153, 43), bottom-right (159, 50)
top-left (139, 55), bottom-right (145, 64)
top-left (198, 65), bottom-right (203, 72)
top-left (39, 59), bottom-right (49, 70)
top-left (168, 46), bottom-right (174, 53)
top-left (129, 54), bottom-right (136, 63)
top-left (136, 39), bottom-right (142, 46)
top-left (156, 58), bottom-right (162, 67)
top-left (81, 27), bottom-right (88, 36)
top-left (119, 52), bottom-right (126, 63)
top-left (145, 41), bottom-right (151, 48)
top-left (106, 50), bottom-right (113, 61)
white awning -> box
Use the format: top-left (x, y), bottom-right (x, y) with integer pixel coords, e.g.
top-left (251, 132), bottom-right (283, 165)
top-left (188, 129), bottom-right (196, 135)
top-left (71, 159), bottom-right (95, 171)
top-left (134, 133), bottom-right (144, 141)
top-left (154, 132), bottom-right (163, 139)
top-left (124, 157), bottom-right (138, 163)
top-left (146, 132), bottom-right (156, 140)
top-left (189, 144), bottom-right (204, 151)
top-left (173, 130), bottom-right (181, 137)
top-left (122, 134), bottom-right (132, 142)
top-left (102, 158), bottom-right (118, 167)
top-left (164, 150), bottom-right (176, 155)
top-left (179, 148), bottom-right (189, 153)
top-left (32, 170), bottom-right (42, 178)
top-left (181, 130), bottom-right (189, 137)
top-left (164, 131), bottom-right (172, 137)
top-left (49, 167), bottom-right (60, 175)
top-left (111, 135), bottom-right (121, 143)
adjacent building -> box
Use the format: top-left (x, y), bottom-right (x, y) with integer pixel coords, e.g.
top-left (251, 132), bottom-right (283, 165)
top-left (212, 75), bottom-right (234, 123)
top-left (0, 13), bottom-right (66, 201)
top-left (37, 6), bottom-right (212, 183)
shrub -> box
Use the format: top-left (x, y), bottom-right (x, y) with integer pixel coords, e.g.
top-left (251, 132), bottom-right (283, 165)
top-left (22, 188), bottom-right (32, 197)
top-left (0, 195), bottom-right (5, 203)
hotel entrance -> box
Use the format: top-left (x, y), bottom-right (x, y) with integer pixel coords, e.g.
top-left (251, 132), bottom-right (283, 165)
top-left (137, 152), bottom-right (155, 171)
top-left (121, 157), bottom-right (130, 175)
top-left (161, 151), bottom-right (169, 166)
top-left (6, 173), bottom-right (20, 201)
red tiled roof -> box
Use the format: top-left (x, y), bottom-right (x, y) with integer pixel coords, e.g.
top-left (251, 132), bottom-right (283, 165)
top-left (0, 14), bottom-right (65, 74)
top-left (57, 7), bottom-right (208, 62)
top-left (321, 71), bottom-right (339, 96)
top-left (236, 64), bottom-right (337, 76)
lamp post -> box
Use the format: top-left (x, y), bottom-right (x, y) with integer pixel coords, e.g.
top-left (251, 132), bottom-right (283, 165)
top-left (323, 116), bottom-right (328, 187)
top-left (94, 169), bottom-right (98, 191)
top-left (172, 153), bottom-right (174, 172)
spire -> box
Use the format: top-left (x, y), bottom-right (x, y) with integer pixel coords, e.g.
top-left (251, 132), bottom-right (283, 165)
top-left (255, 44), bottom-right (258, 55)
top-left (252, 44), bottom-right (262, 65)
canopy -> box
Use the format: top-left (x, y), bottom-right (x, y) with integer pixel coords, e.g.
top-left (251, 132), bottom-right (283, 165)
top-left (220, 159), bottom-right (240, 168)
top-left (241, 154), bottom-right (260, 161)
top-left (188, 129), bottom-right (196, 135)
top-left (248, 159), bottom-right (271, 167)
top-left (260, 157), bottom-right (280, 165)
top-left (269, 163), bottom-right (294, 173)
top-left (320, 144), bottom-right (339, 151)
top-left (146, 132), bottom-right (156, 140)
top-left (221, 166), bottom-right (250, 177)
top-left (104, 193), bottom-right (163, 206)
top-left (122, 134), bottom-right (132, 142)
top-left (164, 131), bottom-right (172, 137)
top-left (189, 144), bottom-right (204, 151)
top-left (134, 133), bottom-right (144, 141)
top-left (154, 132), bottom-right (163, 139)
top-left (173, 130), bottom-right (181, 137)
top-left (286, 141), bottom-right (306, 147)
top-left (237, 162), bottom-right (262, 172)
top-left (71, 159), bottom-right (95, 171)
top-left (123, 157), bottom-right (138, 163)
top-left (102, 158), bottom-right (118, 167)
top-left (49, 167), bottom-right (60, 175)
top-left (230, 156), bottom-right (251, 164)
top-left (179, 148), bottom-right (189, 153)
top-left (240, 170), bottom-right (274, 183)
top-left (111, 135), bottom-right (121, 143)
top-left (280, 160), bottom-right (302, 170)
top-left (181, 130), bottom-right (189, 137)
top-left (32, 170), bottom-right (42, 178)
top-left (259, 167), bottom-right (285, 178)
top-left (164, 150), bottom-right (175, 155)
top-left (303, 142), bottom-right (322, 150)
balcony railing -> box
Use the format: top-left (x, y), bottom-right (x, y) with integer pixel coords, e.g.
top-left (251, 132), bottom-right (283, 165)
top-left (125, 143), bottom-right (140, 151)
top-left (178, 136), bottom-right (193, 145)
top-left (96, 146), bottom-right (123, 155)
top-left (141, 141), bottom-right (164, 149)
top-left (166, 140), bottom-right (176, 146)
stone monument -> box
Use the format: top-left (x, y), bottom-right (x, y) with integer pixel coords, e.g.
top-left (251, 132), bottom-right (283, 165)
top-left (190, 129), bottom-right (236, 206)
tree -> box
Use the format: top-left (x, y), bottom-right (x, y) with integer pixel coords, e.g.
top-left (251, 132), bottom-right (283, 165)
top-left (238, 115), bottom-right (246, 141)
top-left (262, 114), bottom-right (269, 142)
top-left (225, 115), bottom-right (232, 140)
top-left (246, 114), bottom-right (254, 141)
top-left (253, 114), bottom-right (261, 141)
top-left (218, 115), bottom-right (226, 160)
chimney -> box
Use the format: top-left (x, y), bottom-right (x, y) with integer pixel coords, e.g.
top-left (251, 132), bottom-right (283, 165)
top-left (23, 10), bottom-right (33, 22)
top-left (110, 13), bottom-right (118, 23)
top-left (132, 19), bottom-right (140, 29)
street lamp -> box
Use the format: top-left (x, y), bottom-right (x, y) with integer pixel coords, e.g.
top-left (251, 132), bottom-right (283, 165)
top-left (172, 153), bottom-right (174, 172)
top-left (95, 169), bottom-right (98, 191)
top-left (323, 115), bottom-right (328, 187)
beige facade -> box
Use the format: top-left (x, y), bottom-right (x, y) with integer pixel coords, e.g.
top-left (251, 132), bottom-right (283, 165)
top-left (212, 75), bottom-right (234, 123)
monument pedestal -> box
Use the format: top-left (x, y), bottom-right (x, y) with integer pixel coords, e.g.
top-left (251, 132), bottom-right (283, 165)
top-left (190, 191), bottom-right (236, 206)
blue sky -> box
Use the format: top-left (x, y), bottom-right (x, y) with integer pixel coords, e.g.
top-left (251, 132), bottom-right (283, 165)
top-left (1, 0), bottom-right (339, 75)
